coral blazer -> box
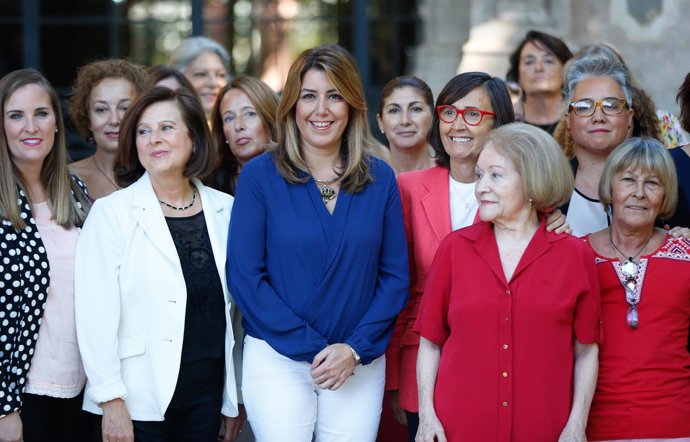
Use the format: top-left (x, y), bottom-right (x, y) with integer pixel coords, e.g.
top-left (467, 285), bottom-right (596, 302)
top-left (385, 166), bottom-right (453, 412)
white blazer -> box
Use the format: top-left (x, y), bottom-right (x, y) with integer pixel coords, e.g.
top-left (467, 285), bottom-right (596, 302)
top-left (75, 173), bottom-right (240, 421)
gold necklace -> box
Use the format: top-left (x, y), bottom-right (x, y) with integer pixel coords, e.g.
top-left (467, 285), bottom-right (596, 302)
top-left (313, 173), bottom-right (340, 204)
top-left (91, 156), bottom-right (119, 189)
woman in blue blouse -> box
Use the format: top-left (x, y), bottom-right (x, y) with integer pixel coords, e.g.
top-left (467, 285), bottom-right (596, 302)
top-left (226, 44), bottom-right (409, 441)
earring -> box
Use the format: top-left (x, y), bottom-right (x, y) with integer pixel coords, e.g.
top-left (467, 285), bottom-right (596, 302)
top-left (88, 135), bottom-right (95, 145)
top-left (380, 129), bottom-right (384, 134)
top-left (528, 198), bottom-right (533, 208)
top-left (55, 128), bottom-right (58, 133)
top-left (225, 139), bottom-right (229, 144)
top-left (606, 204), bottom-right (612, 218)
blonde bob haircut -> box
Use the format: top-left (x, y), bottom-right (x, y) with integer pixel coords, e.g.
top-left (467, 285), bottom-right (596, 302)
top-left (274, 44), bottom-right (375, 193)
top-left (478, 123), bottom-right (574, 212)
top-left (599, 137), bottom-right (677, 220)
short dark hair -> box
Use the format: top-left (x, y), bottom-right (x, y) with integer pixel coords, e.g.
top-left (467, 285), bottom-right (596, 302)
top-left (506, 30), bottom-right (573, 84)
top-left (428, 72), bottom-right (515, 168)
top-left (378, 75), bottom-right (434, 114)
top-left (677, 71), bottom-right (690, 133)
top-left (115, 86), bottom-right (216, 187)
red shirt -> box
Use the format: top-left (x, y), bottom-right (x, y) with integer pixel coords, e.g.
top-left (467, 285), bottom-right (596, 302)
top-left (586, 237), bottom-right (690, 440)
top-left (416, 221), bottom-right (601, 442)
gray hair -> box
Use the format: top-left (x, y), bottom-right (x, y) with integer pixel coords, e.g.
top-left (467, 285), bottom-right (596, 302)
top-left (169, 36), bottom-right (231, 76)
top-left (598, 137), bottom-right (677, 220)
top-left (563, 58), bottom-right (633, 108)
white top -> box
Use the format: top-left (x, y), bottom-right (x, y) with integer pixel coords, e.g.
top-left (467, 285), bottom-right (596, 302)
top-left (25, 202), bottom-right (85, 399)
top-left (566, 188), bottom-right (609, 238)
top-left (449, 176), bottom-right (478, 231)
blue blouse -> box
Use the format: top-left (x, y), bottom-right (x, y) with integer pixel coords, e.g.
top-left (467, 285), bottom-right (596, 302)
top-left (226, 153), bottom-right (409, 364)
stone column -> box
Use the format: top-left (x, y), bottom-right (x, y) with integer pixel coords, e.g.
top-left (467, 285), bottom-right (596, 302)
top-left (411, 0), bottom-right (471, 96)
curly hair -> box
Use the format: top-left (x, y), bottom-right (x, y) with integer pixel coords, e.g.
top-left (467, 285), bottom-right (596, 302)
top-left (70, 59), bottom-right (149, 141)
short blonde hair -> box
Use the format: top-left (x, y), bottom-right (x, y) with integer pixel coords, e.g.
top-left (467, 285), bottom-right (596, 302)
top-left (479, 123), bottom-right (574, 212)
top-left (599, 137), bottom-right (677, 219)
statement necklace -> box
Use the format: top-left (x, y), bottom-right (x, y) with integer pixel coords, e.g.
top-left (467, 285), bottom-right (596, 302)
top-left (158, 186), bottom-right (197, 211)
top-left (313, 174), bottom-right (340, 204)
top-left (608, 228), bottom-right (654, 329)
top-left (91, 156), bottom-right (119, 189)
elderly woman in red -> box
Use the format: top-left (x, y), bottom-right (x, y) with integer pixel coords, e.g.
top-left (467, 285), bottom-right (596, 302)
top-left (585, 137), bottom-right (690, 441)
top-left (415, 123), bottom-right (600, 442)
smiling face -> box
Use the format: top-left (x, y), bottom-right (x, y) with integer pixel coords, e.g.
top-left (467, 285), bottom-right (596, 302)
top-left (518, 41), bottom-right (564, 97)
top-left (566, 76), bottom-right (633, 157)
top-left (184, 52), bottom-right (228, 116)
top-left (611, 166), bottom-right (664, 229)
top-left (439, 87), bottom-right (494, 168)
top-left (89, 77), bottom-right (136, 153)
top-left (3, 83), bottom-right (56, 172)
top-left (135, 100), bottom-right (193, 179)
top-left (377, 86), bottom-right (433, 152)
top-left (221, 88), bottom-right (269, 165)
top-left (295, 68), bottom-right (350, 154)
top-left (475, 142), bottom-right (530, 224)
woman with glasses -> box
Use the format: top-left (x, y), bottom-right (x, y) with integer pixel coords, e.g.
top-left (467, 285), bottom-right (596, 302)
top-left (584, 137), bottom-right (690, 441)
top-left (506, 30), bottom-right (573, 134)
top-left (205, 75), bottom-right (279, 195)
top-left (384, 72), bottom-right (567, 442)
top-left (416, 123), bottom-right (600, 442)
top-left (562, 58), bottom-right (635, 237)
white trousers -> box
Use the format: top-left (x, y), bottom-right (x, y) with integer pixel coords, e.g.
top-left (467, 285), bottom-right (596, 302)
top-left (242, 336), bottom-right (385, 442)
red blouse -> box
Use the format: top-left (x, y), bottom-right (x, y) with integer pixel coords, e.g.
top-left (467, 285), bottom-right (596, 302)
top-left (586, 236), bottom-right (690, 440)
top-left (416, 221), bottom-right (601, 442)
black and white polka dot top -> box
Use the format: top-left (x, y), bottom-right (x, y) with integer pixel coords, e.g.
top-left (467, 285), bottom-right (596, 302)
top-left (0, 177), bottom-right (88, 417)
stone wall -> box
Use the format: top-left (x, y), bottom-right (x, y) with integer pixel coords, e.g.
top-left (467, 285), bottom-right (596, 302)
top-left (413, 0), bottom-right (690, 116)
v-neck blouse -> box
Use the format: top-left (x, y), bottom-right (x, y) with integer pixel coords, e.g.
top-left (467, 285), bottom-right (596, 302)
top-left (227, 152), bottom-right (409, 364)
top-left (416, 221), bottom-right (601, 441)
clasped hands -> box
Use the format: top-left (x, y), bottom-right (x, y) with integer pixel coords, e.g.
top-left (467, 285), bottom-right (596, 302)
top-left (310, 343), bottom-right (357, 391)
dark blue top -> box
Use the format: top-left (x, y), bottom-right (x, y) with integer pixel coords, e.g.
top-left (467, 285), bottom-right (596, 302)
top-left (669, 146), bottom-right (690, 227)
top-left (226, 152), bottom-right (409, 364)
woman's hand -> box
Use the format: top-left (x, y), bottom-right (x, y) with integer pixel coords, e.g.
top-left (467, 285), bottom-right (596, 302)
top-left (666, 225), bottom-right (690, 239)
top-left (310, 343), bottom-right (356, 391)
top-left (545, 209), bottom-right (571, 234)
top-left (101, 398), bottom-right (134, 442)
top-left (389, 390), bottom-right (408, 426)
top-left (0, 411), bottom-right (22, 442)
top-left (221, 405), bottom-right (247, 441)
top-left (557, 422), bottom-right (586, 442)
top-left (415, 409), bottom-right (446, 442)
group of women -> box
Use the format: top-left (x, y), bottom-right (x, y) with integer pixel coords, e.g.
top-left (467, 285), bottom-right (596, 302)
top-left (0, 30), bottom-right (689, 442)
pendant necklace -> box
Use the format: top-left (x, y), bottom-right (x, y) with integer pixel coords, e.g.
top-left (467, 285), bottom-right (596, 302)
top-left (608, 228), bottom-right (654, 329)
top-left (314, 174), bottom-right (340, 204)
top-left (91, 156), bottom-right (119, 190)
top-left (158, 186), bottom-right (198, 211)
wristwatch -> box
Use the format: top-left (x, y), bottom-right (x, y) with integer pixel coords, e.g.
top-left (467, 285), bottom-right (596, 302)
top-left (348, 344), bottom-right (362, 366)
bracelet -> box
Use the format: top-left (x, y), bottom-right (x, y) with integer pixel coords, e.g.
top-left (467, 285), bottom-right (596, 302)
top-left (347, 344), bottom-right (361, 366)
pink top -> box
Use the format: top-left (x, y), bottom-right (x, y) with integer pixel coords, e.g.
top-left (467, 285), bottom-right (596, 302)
top-left (25, 202), bottom-right (85, 398)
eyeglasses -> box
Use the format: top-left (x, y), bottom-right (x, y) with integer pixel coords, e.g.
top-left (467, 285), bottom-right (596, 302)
top-left (436, 105), bottom-right (495, 126)
top-left (568, 98), bottom-right (628, 117)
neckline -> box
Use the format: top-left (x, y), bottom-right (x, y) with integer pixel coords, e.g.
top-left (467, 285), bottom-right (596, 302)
top-left (585, 232), bottom-right (668, 262)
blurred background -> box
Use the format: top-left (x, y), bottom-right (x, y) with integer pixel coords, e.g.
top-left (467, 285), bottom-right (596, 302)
top-left (2, 0), bottom-right (690, 145)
